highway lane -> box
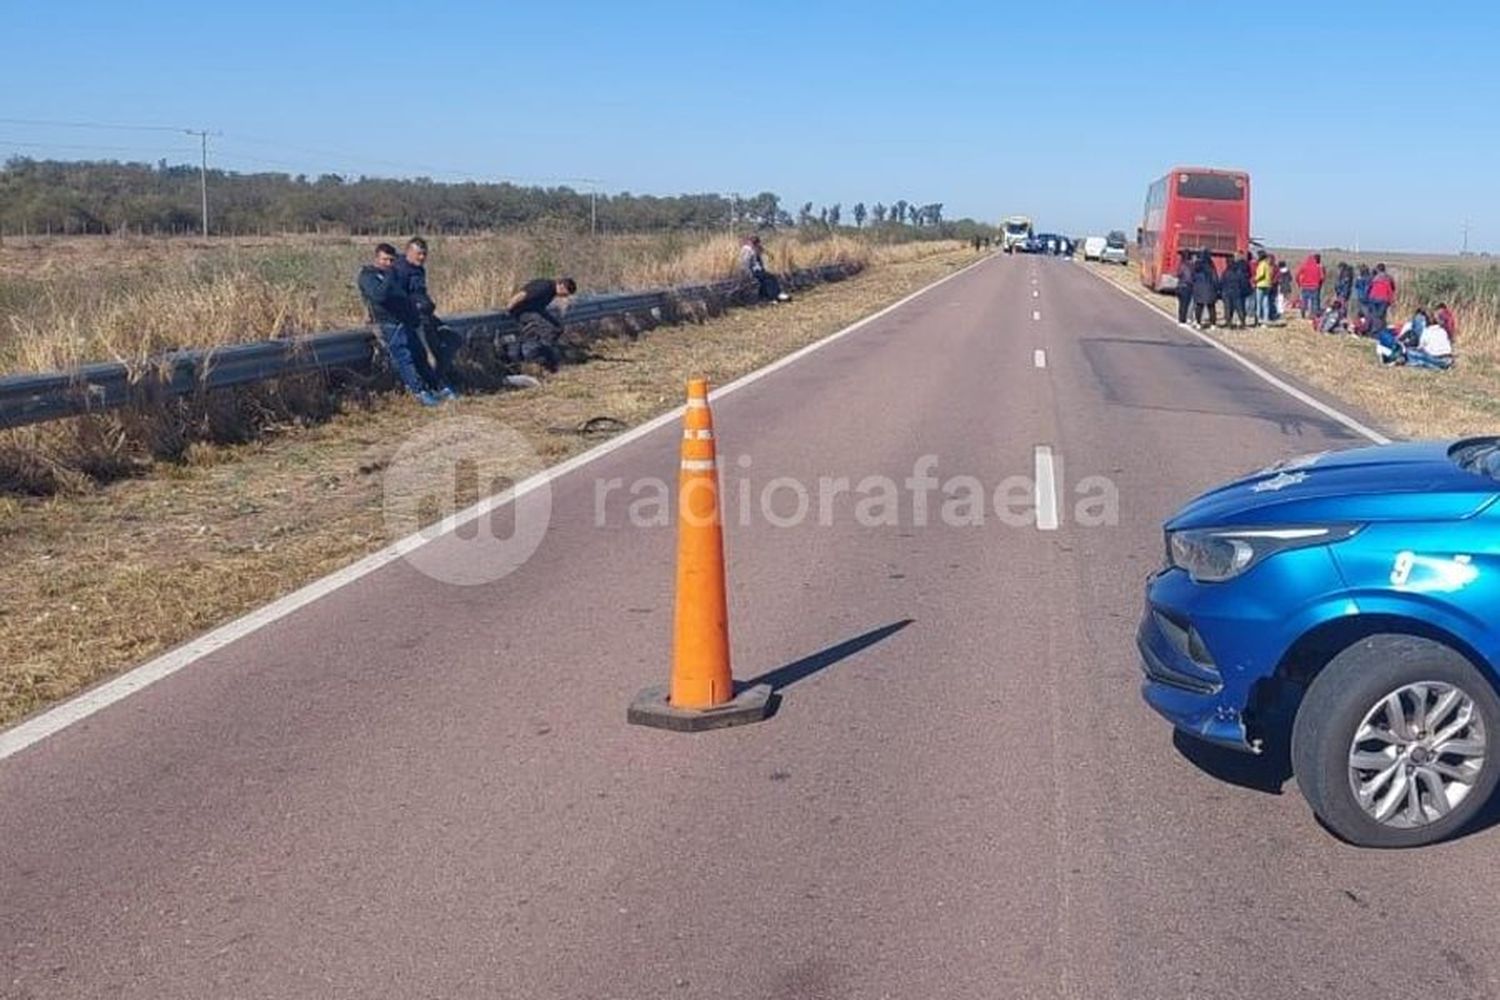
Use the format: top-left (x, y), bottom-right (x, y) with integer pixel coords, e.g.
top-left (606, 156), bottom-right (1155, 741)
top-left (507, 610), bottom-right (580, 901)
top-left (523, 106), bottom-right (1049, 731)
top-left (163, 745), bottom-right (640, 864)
top-left (3, 253), bottom-right (1498, 999)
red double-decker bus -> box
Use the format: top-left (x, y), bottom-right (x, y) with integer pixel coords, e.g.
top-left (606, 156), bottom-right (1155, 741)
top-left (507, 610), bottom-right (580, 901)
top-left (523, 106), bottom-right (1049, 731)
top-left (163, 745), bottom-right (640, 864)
top-left (1137, 167), bottom-right (1250, 292)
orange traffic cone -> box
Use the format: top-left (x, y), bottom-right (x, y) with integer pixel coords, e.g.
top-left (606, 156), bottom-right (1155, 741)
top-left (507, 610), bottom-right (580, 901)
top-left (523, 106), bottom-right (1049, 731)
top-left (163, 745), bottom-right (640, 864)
top-left (627, 379), bottom-right (772, 732)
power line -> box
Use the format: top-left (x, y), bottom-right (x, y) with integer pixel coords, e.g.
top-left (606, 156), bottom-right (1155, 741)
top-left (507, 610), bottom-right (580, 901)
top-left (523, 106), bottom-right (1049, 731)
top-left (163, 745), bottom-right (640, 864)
top-left (0, 116), bottom-right (190, 134)
top-left (0, 137), bottom-right (198, 155)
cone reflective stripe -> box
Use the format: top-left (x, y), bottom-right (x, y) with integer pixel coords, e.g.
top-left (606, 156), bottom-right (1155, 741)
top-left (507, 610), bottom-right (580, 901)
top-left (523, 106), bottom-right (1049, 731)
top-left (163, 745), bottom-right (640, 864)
top-left (626, 378), bottom-right (771, 731)
top-left (671, 378), bottom-right (732, 709)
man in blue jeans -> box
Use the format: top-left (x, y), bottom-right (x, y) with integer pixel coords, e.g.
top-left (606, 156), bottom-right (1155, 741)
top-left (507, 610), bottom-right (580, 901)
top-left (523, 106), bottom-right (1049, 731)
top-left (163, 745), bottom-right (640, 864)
top-left (393, 237), bottom-right (460, 401)
top-left (358, 243), bottom-right (440, 406)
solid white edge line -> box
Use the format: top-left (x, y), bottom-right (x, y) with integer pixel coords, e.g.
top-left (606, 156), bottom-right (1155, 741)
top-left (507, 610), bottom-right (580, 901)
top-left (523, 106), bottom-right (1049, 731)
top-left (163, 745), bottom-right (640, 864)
top-left (1079, 267), bottom-right (1391, 446)
top-left (0, 252), bottom-right (996, 762)
top-left (1035, 446), bottom-right (1059, 531)
top-left (1034, 350), bottom-right (1047, 369)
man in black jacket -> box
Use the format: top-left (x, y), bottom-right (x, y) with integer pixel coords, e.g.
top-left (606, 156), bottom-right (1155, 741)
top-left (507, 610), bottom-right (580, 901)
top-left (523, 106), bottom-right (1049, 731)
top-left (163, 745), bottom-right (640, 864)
top-left (357, 243), bottom-right (439, 406)
top-left (393, 237), bottom-right (459, 400)
top-left (506, 276), bottom-right (577, 372)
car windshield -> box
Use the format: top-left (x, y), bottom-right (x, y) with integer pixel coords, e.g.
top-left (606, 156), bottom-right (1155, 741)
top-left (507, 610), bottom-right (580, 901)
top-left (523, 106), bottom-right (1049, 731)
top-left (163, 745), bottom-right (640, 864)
top-left (1005, 223), bottom-right (1029, 234)
top-left (1451, 438), bottom-right (1500, 480)
top-left (1106, 231), bottom-right (1127, 246)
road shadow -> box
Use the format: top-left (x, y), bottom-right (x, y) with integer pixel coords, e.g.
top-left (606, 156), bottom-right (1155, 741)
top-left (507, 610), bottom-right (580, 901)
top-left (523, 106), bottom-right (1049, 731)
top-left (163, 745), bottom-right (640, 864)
top-left (745, 619), bottom-right (914, 716)
top-left (1171, 729), bottom-right (1292, 795)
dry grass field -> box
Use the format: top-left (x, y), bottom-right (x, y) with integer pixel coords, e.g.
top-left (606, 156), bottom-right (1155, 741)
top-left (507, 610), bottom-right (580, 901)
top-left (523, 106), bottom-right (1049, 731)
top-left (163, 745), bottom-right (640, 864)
top-left (0, 231), bottom-right (910, 495)
top-left (0, 230), bottom-right (883, 373)
top-left (0, 241), bottom-right (978, 727)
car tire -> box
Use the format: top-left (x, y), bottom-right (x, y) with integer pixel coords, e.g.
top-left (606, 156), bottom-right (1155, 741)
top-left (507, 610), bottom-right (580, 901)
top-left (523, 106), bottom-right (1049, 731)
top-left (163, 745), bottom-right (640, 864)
top-left (1291, 634), bottom-right (1500, 848)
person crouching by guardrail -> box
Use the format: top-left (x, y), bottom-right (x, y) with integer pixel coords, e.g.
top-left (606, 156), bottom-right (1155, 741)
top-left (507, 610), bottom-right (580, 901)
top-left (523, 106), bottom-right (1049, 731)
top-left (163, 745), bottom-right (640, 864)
top-left (394, 237), bottom-right (460, 401)
top-left (739, 235), bottom-right (791, 303)
top-left (506, 276), bottom-right (577, 373)
top-left (358, 242), bottom-right (442, 407)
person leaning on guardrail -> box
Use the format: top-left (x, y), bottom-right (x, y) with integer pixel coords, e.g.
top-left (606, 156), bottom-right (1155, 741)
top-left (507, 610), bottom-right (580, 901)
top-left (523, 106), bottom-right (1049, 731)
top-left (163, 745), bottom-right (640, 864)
top-left (357, 242), bottom-right (442, 407)
top-left (394, 236), bottom-right (460, 400)
top-left (739, 234), bottom-right (790, 303)
top-left (506, 276), bottom-right (577, 373)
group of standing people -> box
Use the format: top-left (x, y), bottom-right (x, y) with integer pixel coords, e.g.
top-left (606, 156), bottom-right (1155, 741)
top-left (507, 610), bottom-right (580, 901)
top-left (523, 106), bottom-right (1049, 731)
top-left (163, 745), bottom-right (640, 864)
top-left (357, 238), bottom-right (576, 406)
top-left (1173, 248), bottom-right (1307, 329)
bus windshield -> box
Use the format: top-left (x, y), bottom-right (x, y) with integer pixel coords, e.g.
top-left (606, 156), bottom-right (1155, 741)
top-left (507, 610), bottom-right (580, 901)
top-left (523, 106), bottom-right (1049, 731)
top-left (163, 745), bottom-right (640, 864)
top-left (1005, 222), bottom-right (1030, 234)
top-left (1177, 173), bottom-right (1244, 201)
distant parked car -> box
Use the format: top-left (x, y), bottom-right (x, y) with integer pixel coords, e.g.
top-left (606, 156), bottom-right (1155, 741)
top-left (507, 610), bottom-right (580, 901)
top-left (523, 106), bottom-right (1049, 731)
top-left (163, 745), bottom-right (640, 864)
top-left (1083, 236), bottom-right (1106, 261)
top-left (1032, 233), bottom-right (1073, 257)
top-left (1101, 230), bottom-right (1129, 265)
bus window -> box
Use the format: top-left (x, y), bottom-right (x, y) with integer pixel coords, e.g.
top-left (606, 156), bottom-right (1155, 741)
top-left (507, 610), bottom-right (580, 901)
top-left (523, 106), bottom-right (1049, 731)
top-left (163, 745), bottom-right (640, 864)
top-left (1177, 173), bottom-right (1245, 201)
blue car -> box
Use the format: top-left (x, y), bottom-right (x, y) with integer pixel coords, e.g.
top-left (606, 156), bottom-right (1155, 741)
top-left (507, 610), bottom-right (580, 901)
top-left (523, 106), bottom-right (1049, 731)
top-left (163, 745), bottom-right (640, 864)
top-left (1140, 438), bottom-right (1500, 847)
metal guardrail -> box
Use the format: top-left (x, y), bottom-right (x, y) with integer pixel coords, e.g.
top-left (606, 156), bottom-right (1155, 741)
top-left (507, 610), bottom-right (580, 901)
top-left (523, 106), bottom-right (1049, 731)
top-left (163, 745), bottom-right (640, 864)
top-left (0, 264), bottom-right (858, 430)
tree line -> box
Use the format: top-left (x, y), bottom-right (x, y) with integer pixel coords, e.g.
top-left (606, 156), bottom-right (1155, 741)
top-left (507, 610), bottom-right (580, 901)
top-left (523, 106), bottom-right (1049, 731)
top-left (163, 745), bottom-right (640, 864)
top-left (0, 157), bottom-right (994, 239)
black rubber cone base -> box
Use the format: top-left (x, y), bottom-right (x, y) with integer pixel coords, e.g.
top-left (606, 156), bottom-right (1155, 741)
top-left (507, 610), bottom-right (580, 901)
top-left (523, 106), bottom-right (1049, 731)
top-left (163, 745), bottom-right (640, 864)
top-left (627, 683), bottom-right (773, 732)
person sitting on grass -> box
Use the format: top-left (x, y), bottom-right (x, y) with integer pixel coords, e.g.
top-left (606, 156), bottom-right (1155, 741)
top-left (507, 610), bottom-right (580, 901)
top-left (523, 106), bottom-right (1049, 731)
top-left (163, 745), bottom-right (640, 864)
top-left (1398, 308), bottom-right (1429, 348)
top-left (1408, 319), bottom-right (1455, 369)
top-left (1317, 298), bottom-right (1348, 334)
top-left (357, 242), bottom-right (441, 407)
top-left (506, 276), bottom-right (577, 373)
top-left (1376, 319), bottom-right (1455, 370)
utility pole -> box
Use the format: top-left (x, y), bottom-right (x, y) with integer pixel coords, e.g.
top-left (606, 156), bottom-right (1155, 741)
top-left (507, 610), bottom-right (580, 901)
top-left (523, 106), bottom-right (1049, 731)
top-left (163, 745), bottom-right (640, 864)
top-left (590, 185), bottom-right (597, 238)
top-left (1463, 220), bottom-right (1470, 255)
top-left (186, 128), bottom-right (211, 237)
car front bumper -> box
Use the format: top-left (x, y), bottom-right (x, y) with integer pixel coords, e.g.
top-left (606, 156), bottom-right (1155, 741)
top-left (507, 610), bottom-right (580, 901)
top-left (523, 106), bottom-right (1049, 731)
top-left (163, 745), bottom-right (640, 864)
top-left (1137, 602), bottom-right (1259, 753)
top-left (1134, 555), bottom-right (1347, 755)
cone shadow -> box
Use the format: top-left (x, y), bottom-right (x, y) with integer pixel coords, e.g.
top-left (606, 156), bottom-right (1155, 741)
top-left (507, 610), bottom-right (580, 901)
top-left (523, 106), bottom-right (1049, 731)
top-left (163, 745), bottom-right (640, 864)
top-left (746, 619), bottom-right (915, 696)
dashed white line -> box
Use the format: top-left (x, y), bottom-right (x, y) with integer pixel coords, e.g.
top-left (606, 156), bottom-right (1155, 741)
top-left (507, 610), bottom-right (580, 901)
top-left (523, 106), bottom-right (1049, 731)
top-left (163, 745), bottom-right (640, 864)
top-left (1032, 310), bottom-right (1041, 321)
top-left (1032, 289), bottom-right (1039, 298)
top-left (1035, 446), bottom-right (1059, 531)
top-left (1034, 349), bottom-right (1047, 369)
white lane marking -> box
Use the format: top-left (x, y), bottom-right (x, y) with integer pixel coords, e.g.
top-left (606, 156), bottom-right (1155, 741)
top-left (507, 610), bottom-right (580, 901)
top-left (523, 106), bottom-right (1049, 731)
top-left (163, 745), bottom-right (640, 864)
top-left (0, 255), bottom-right (999, 762)
top-left (1034, 350), bottom-right (1047, 369)
top-left (1032, 289), bottom-right (1039, 298)
top-left (1032, 310), bottom-right (1041, 321)
top-left (1035, 446), bottom-right (1059, 531)
top-left (1081, 268), bottom-right (1391, 445)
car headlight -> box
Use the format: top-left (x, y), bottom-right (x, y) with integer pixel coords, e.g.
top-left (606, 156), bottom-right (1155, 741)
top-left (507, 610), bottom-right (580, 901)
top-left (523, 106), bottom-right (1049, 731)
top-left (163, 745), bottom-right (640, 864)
top-left (1167, 525), bottom-right (1360, 583)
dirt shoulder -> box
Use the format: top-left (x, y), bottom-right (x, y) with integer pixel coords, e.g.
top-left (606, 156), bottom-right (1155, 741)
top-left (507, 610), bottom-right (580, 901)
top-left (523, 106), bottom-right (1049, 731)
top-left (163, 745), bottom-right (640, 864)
top-left (1081, 261), bottom-right (1500, 440)
top-left (0, 247), bottom-right (981, 728)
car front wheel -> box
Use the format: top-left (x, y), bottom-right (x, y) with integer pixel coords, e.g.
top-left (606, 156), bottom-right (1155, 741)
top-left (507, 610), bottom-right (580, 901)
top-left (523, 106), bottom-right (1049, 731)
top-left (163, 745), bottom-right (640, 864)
top-left (1291, 634), bottom-right (1500, 848)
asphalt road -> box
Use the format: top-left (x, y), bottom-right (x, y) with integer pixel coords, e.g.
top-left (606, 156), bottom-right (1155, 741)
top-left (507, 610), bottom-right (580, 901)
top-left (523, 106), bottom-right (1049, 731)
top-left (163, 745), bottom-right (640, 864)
top-left (4, 255), bottom-right (1498, 999)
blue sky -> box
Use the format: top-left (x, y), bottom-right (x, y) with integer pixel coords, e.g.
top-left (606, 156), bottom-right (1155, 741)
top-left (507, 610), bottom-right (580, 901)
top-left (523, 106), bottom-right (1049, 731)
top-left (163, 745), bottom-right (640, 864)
top-left (6, 1), bottom-right (1497, 252)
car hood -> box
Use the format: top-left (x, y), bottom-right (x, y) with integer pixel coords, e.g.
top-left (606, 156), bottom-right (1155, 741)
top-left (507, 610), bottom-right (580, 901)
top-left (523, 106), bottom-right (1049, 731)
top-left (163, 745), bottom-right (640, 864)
top-left (1166, 440), bottom-right (1499, 530)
